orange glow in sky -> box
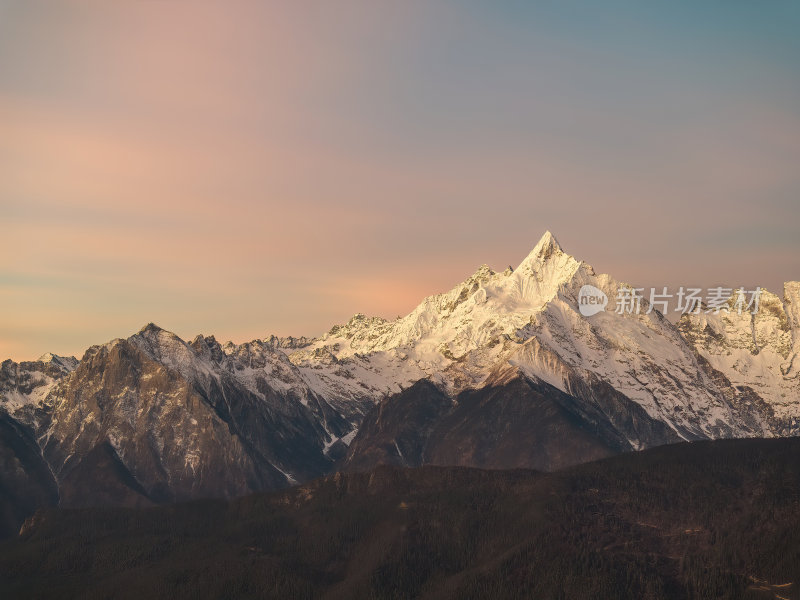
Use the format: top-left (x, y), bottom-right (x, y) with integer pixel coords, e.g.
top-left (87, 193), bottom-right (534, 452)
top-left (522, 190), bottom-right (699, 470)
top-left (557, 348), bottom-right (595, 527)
top-left (2, 1), bottom-right (799, 360)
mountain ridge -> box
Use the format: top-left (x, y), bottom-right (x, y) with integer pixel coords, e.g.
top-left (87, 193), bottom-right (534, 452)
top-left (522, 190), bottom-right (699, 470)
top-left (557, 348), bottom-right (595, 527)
top-left (1, 231), bottom-right (798, 535)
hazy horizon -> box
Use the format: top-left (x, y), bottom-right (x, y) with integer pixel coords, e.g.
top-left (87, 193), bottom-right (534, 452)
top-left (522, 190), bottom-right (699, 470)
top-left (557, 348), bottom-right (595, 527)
top-left (3, 1), bottom-right (799, 361)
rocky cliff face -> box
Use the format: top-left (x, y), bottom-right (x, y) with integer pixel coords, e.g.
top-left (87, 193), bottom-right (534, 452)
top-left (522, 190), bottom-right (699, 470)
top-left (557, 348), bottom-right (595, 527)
top-left (39, 325), bottom-right (374, 505)
top-left (0, 325), bottom-right (377, 515)
top-left (1, 231), bottom-right (798, 532)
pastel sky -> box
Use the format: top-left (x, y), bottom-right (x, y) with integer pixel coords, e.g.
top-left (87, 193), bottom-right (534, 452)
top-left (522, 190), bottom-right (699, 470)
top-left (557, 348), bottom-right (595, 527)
top-left (2, 1), bottom-right (799, 361)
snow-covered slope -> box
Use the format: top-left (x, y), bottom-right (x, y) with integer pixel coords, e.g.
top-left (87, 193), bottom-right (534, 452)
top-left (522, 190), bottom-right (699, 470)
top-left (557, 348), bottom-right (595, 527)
top-left (0, 353), bottom-right (78, 426)
top-left (290, 232), bottom-right (582, 392)
top-left (292, 232), bottom-right (797, 441)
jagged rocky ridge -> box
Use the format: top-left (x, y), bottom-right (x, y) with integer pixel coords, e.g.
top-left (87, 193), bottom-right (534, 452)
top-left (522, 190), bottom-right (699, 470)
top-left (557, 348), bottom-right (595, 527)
top-left (1, 232), bottom-right (798, 529)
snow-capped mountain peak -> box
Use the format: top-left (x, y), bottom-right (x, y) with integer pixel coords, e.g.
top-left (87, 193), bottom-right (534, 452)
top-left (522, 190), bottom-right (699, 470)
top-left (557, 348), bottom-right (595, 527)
top-left (2, 230), bottom-right (799, 509)
top-left (517, 229), bottom-right (562, 265)
top-left (8, 232), bottom-right (796, 447)
top-left (287, 232), bottom-right (799, 442)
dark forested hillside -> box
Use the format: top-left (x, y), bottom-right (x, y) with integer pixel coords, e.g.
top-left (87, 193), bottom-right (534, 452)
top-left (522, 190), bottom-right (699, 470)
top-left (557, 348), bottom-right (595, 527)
top-left (1, 438), bottom-right (799, 599)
